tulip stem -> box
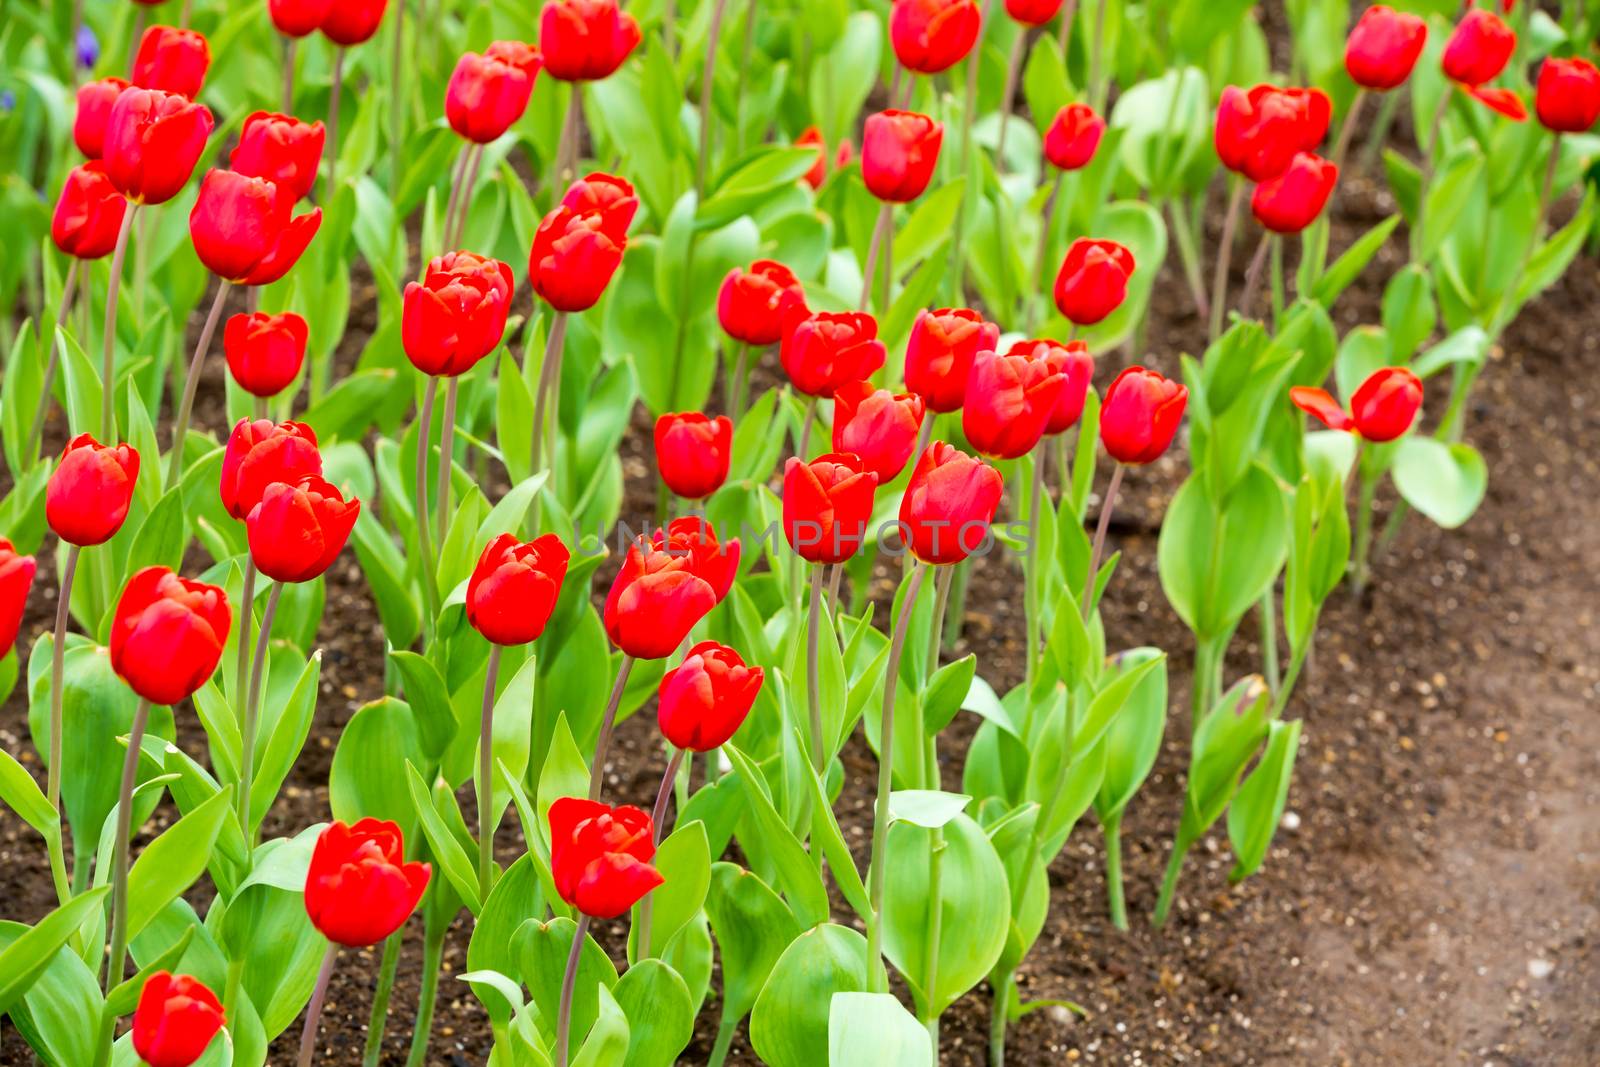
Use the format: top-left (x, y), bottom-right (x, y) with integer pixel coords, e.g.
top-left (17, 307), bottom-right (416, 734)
top-left (588, 654), bottom-right (635, 800)
top-left (405, 908), bottom-right (446, 1067)
top-left (1026, 171), bottom-right (1065, 333)
top-left (946, 0), bottom-right (992, 306)
top-left (1351, 461), bottom-right (1377, 597)
top-left (727, 342), bottom-right (750, 421)
top-left (805, 564), bottom-right (827, 774)
top-left (104, 697), bottom-right (152, 989)
top-left (554, 914), bottom-right (593, 1067)
top-left (697, 0), bottom-right (731, 198)
top-left (1023, 445), bottom-right (1046, 696)
top-left (362, 932), bottom-right (403, 1067)
top-left (448, 146), bottom-right (484, 249)
top-left (826, 561), bottom-right (845, 621)
top-left (283, 37), bottom-right (296, 115)
top-left (1151, 835), bottom-right (1191, 928)
top-left (389, 1), bottom-right (404, 202)
top-left (636, 745), bottom-right (684, 958)
top-left (168, 279), bottom-right (231, 487)
top-left (859, 202), bottom-right (893, 314)
top-left (1167, 197), bottom-right (1211, 323)
top-left (530, 310), bottom-right (569, 523)
top-left (412, 377), bottom-right (442, 640)
top-left (1082, 463), bottom-right (1122, 620)
top-left (994, 28), bottom-right (1028, 175)
top-left (43, 541), bottom-right (84, 882)
top-left (1207, 178), bottom-right (1246, 341)
top-left (866, 562), bottom-right (928, 992)
top-left (556, 83), bottom-right (583, 186)
top-left (1087, 0), bottom-right (1110, 111)
top-left (27, 260), bottom-right (78, 464)
top-left (327, 49), bottom-right (346, 192)
top-left (1268, 234), bottom-right (1285, 329)
top-left (1259, 587), bottom-right (1280, 692)
top-left (477, 644), bottom-right (503, 901)
top-left (1103, 810), bottom-right (1128, 930)
top-left (796, 395), bottom-right (818, 459)
top-left (1330, 89), bottom-right (1366, 178)
top-left (99, 204), bottom-right (137, 440)
top-left (1237, 230), bottom-right (1271, 323)
top-left (297, 943), bottom-right (340, 1067)
top-left (989, 969), bottom-right (1013, 1066)
top-left (435, 376), bottom-right (458, 550)
top-left (240, 581), bottom-right (284, 842)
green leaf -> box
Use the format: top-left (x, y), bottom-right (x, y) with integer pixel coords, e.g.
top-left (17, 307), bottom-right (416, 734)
top-left (0, 888), bottom-right (109, 1013)
top-left (1093, 648), bottom-right (1168, 821)
top-left (248, 649), bottom-right (321, 834)
top-left (1391, 437), bottom-right (1487, 530)
top-left (468, 856), bottom-right (545, 1025)
top-left (571, 983), bottom-right (630, 1067)
top-left (630, 820), bottom-right (709, 960)
top-left (389, 651), bottom-right (456, 763)
top-left (1311, 215), bottom-right (1400, 308)
top-left (515, 916), bottom-right (617, 1051)
top-left (808, 12), bottom-right (882, 148)
top-left (405, 762), bottom-right (481, 912)
top-left (105, 927), bottom-right (195, 1016)
top-left (0, 746), bottom-right (56, 839)
top-left (125, 789), bottom-right (231, 943)
top-left (748, 924), bottom-right (869, 1067)
top-left (888, 790), bottom-right (971, 829)
top-left (699, 147), bottom-right (820, 229)
top-left (828, 992), bottom-right (934, 1066)
top-left (612, 959), bottom-right (693, 1067)
top-left (330, 697), bottom-right (426, 836)
top-left (724, 746), bottom-right (829, 927)
top-left (1227, 719), bottom-right (1302, 882)
top-left (1157, 466), bottom-right (1290, 640)
top-left (122, 487), bottom-right (186, 578)
top-left (1411, 326), bottom-right (1489, 380)
top-left (1420, 147), bottom-right (1486, 263)
top-left (704, 863), bottom-right (802, 1026)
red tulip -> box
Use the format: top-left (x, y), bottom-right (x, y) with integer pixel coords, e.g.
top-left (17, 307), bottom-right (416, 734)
top-left (782, 453), bottom-right (879, 564)
top-left (46, 434), bottom-right (139, 547)
top-left (1054, 238), bottom-right (1136, 326)
top-left (467, 533), bottom-right (571, 645)
top-left (890, 0), bottom-right (982, 74)
top-left (1099, 366), bottom-right (1187, 465)
top-left (1044, 103), bottom-right (1105, 171)
top-left (548, 798), bottom-right (662, 919)
top-left (780, 310), bottom-right (887, 397)
top-left (904, 307), bottom-right (999, 413)
top-left (447, 42), bottom-right (542, 144)
top-left (219, 418), bottom-right (323, 521)
top-left (270, 0), bottom-right (334, 38)
top-left (1442, 9), bottom-right (1515, 87)
top-left (832, 381), bottom-right (926, 483)
top-left (131, 26), bottom-right (210, 99)
top-left (0, 540), bottom-right (36, 662)
top-left (1345, 5), bottom-right (1428, 91)
top-left (796, 126), bottom-right (853, 190)
top-left (603, 518), bottom-right (739, 659)
top-left (1251, 152), bottom-right (1338, 233)
top-left (1012, 338), bottom-right (1094, 435)
top-left (304, 819), bottom-right (431, 946)
top-left (74, 77), bottom-right (131, 159)
top-left (861, 109), bottom-right (944, 202)
top-left (1290, 366), bottom-right (1422, 442)
top-left (962, 346), bottom-right (1068, 460)
top-left (245, 475), bottom-right (359, 584)
top-left (189, 170), bottom-right (322, 286)
top-left (1467, 86), bottom-right (1528, 122)
top-left (654, 413), bottom-right (733, 500)
top-left (52, 163), bottom-right (129, 260)
top-left (561, 171), bottom-right (639, 236)
top-left (528, 205), bottom-right (625, 312)
top-left (224, 311), bottom-right (309, 398)
top-left (230, 111), bottom-right (325, 204)
top-left (402, 250), bottom-right (516, 376)
top-left (1214, 84), bottom-right (1331, 182)
top-left (321, 0), bottom-right (389, 46)
top-left (102, 88), bottom-right (214, 205)
top-left (540, 0), bottom-right (641, 82)
top-left (658, 641), bottom-right (765, 752)
top-left (1536, 57), bottom-right (1600, 132)
top-left (131, 972), bottom-right (225, 1067)
top-left (1005, 0), bottom-right (1064, 25)
top-left (718, 260), bottom-right (806, 346)
top-left (110, 567), bottom-right (230, 705)
top-left (899, 442), bottom-right (1004, 566)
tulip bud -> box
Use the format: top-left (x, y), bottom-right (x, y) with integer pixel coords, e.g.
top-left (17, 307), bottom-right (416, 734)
top-left (832, 381), bottom-right (926, 483)
top-left (528, 205), bottom-right (626, 312)
top-left (230, 111), bottom-right (325, 204)
top-left (52, 163), bottom-right (129, 260)
top-left (224, 311), bottom-right (309, 398)
top-left (304, 819), bottom-right (431, 946)
top-left (718, 260), bottom-right (806, 346)
top-left (1214, 84), bottom-right (1331, 182)
top-left (540, 0), bottom-right (641, 82)
top-left (245, 475), bottom-right (360, 583)
top-left (561, 171), bottom-right (639, 236)
top-left (1044, 103), bottom-right (1106, 171)
top-left (899, 442), bottom-right (1004, 566)
top-left (321, 0), bottom-right (389, 47)
top-left (1005, 0), bottom-right (1064, 25)
top-left (220, 418), bottom-right (323, 521)
top-left (604, 519), bottom-right (739, 659)
top-left (131, 972), bottom-right (225, 1067)
top-left (1442, 9), bottom-right (1515, 87)
top-left (654, 413), bottom-right (734, 500)
top-left (904, 307), bottom-right (999, 413)
top-left (467, 533), bottom-right (571, 645)
top-left (780, 310), bottom-right (887, 397)
top-left (658, 641), bottom-right (765, 752)
top-left (1018, 338), bottom-right (1095, 435)
top-left (74, 77), bottom-right (130, 159)
top-left (1099, 366), bottom-right (1187, 466)
top-left (110, 567), bottom-right (230, 705)
top-left (890, 0), bottom-right (982, 74)
top-left (962, 346), bottom-right (1068, 460)
top-left (1054, 238), bottom-right (1136, 326)
top-left (861, 109), bottom-right (944, 203)
top-left (1250, 152), bottom-right (1338, 234)
top-left (1536, 57), bottom-right (1600, 133)
top-left (548, 798), bottom-right (663, 919)
top-left (796, 126), bottom-right (853, 190)
top-left (783, 453), bottom-right (879, 564)
top-left (446, 42), bottom-right (542, 144)
top-left (402, 250), bottom-right (517, 376)
top-left (46, 434), bottom-right (140, 547)
top-left (270, 0), bottom-right (334, 38)
top-left (1345, 5), bottom-right (1428, 92)
top-left (102, 88), bottom-right (214, 205)
top-left (131, 26), bottom-right (210, 99)
top-left (1291, 367), bottom-right (1422, 443)
top-left (189, 170), bottom-right (322, 285)
top-left (0, 540), bottom-right (37, 662)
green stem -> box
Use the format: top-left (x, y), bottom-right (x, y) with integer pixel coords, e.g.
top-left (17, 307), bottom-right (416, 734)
top-left (1025, 171), bottom-right (1065, 334)
top-left (47, 545), bottom-right (80, 818)
top-left (167, 278), bottom-right (230, 486)
top-left (636, 746), bottom-right (684, 958)
top-left (707, 1013), bottom-right (737, 1067)
top-left (805, 565), bottom-right (827, 774)
top-left (1351, 464), bottom-right (1377, 596)
top-left (1207, 179), bottom-right (1245, 342)
top-left (477, 644), bottom-right (503, 901)
top-left (1103, 811), bottom-right (1128, 930)
top-left (989, 970), bottom-right (1012, 1066)
top-left (239, 581), bottom-right (284, 842)
top-left (1268, 235), bottom-right (1284, 331)
top-left (26, 260), bottom-right (78, 465)
top-left (696, 0), bottom-right (731, 198)
top-left (236, 556), bottom-right (256, 716)
top-left (413, 377), bottom-right (442, 639)
top-left (1167, 196), bottom-right (1211, 323)
top-left (945, 0), bottom-right (992, 304)
top-left (363, 932), bottom-right (403, 1067)
top-left (1023, 445), bottom-right (1045, 696)
top-left (404, 914), bottom-right (447, 1067)
top-left (1151, 837), bottom-right (1190, 928)
top-left (1082, 463), bottom-right (1123, 619)
top-left (1270, 645), bottom-right (1307, 720)
top-left (921, 825), bottom-right (946, 1033)
top-left (435, 376), bottom-right (458, 550)
top-left (1190, 636), bottom-right (1220, 730)
top-left (588, 655), bottom-right (635, 800)
top-left (859, 201), bottom-right (893, 314)
top-left (104, 698), bottom-right (152, 989)
top-left (728, 341), bottom-right (750, 421)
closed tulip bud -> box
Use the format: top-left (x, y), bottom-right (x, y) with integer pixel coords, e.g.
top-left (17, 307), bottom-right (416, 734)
top-left (655, 413), bottom-right (733, 500)
top-left (1018, 338), bottom-right (1095, 435)
top-left (861, 109), bottom-right (944, 202)
top-left (962, 346), bottom-right (1068, 460)
top-left (131, 972), bottom-right (225, 1067)
top-left (189, 170), bottom-right (322, 286)
top-left (1005, 0), bottom-right (1064, 26)
top-left (783, 453), bottom-right (879, 564)
top-left (1345, 6), bottom-right (1428, 91)
top-left (110, 567), bottom-right (230, 705)
top-left (230, 111), bottom-right (325, 204)
top-left (780, 310), bottom-right (887, 397)
top-left (74, 77), bottom-right (131, 159)
top-left (1214, 84), bottom-right (1331, 182)
top-left (548, 798), bottom-right (663, 919)
top-left (46, 434), bottom-right (140, 547)
top-left (52, 163), bottom-right (129, 260)
top-left (540, 0), bottom-right (641, 82)
top-left (245, 475), bottom-right (360, 583)
top-left (604, 519), bottom-right (739, 659)
top-left (1099, 366), bottom-right (1187, 465)
top-left (1291, 366), bottom-right (1422, 443)
top-left (890, 0), bottom-right (982, 74)
top-left (796, 126), bottom-right (852, 190)
top-left (102, 88), bottom-right (214, 205)
top-left (321, 0), bottom-right (389, 46)
top-left (561, 171), bottom-right (638, 237)
top-left (447, 43), bottom-right (541, 144)
top-left (1536, 57), bottom-right (1600, 132)
top-left (0, 540), bottom-right (37, 662)
top-left (467, 533), bottom-right (571, 645)
top-left (1251, 152), bottom-right (1338, 233)
top-left (899, 442), bottom-right (1004, 565)
top-left (131, 26), bottom-right (210, 99)
top-left (270, 0), bottom-right (334, 38)
top-left (304, 819), bottom-right (430, 946)
top-left (1044, 103), bottom-right (1105, 171)
top-left (718, 260), bottom-right (806, 346)
top-left (220, 418), bottom-right (322, 521)
top-left (832, 381), bottom-right (926, 483)
top-left (528, 206), bottom-right (625, 312)
top-left (224, 311), bottom-right (308, 398)
top-left (904, 307), bottom-right (999, 413)
top-left (402, 251), bottom-right (516, 376)
top-left (1054, 238), bottom-right (1136, 326)
top-left (1442, 9), bottom-right (1515, 87)
top-left (658, 641), bottom-right (765, 752)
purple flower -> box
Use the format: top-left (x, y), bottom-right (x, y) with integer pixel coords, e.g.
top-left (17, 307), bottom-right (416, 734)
top-left (0, 90), bottom-right (14, 114)
top-left (76, 26), bottom-right (99, 70)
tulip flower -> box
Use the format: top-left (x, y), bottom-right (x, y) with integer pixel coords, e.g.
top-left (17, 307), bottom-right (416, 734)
top-left (1214, 84), bottom-right (1331, 182)
top-left (889, 0), bottom-right (982, 75)
top-left (963, 346), bottom-right (1069, 461)
top-left (402, 251), bottom-right (517, 377)
top-left (1442, 9), bottom-right (1515, 87)
top-left (528, 205), bottom-right (626, 313)
top-left (230, 111), bottom-right (326, 203)
top-left (1100, 366), bottom-right (1187, 466)
top-left (1536, 57), bottom-right (1600, 133)
top-left (1054, 238), bottom-right (1136, 326)
top-left (1018, 338), bottom-right (1095, 435)
top-left (1044, 103), bottom-right (1106, 171)
top-left (603, 518), bottom-right (739, 661)
top-left (46, 434), bottom-right (139, 547)
top-left (1291, 367), bottom-right (1422, 443)
top-left (131, 26), bottom-right (211, 99)
top-left (1251, 152), bottom-right (1339, 234)
top-left (270, 0), bottom-right (334, 38)
top-left (188, 170), bottom-right (322, 287)
top-left (102, 87), bottom-right (214, 205)
top-left (1345, 5), bottom-right (1428, 92)
top-left (718, 260), bottom-right (806, 346)
top-left (131, 972), bottom-right (226, 1067)
top-left (658, 642), bottom-right (765, 753)
top-left (304, 819), bottom-right (430, 945)
top-left (549, 798), bottom-right (663, 919)
top-left (796, 126), bottom-right (853, 190)
top-left (560, 171), bottom-right (639, 235)
top-left (110, 567), bottom-right (230, 707)
top-left (904, 307), bottom-right (1000, 413)
top-left (832, 381), bottom-right (926, 483)
top-left (447, 41), bottom-right (542, 144)
top-left (220, 418), bottom-right (323, 521)
top-left (540, 0), bottom-right (641, 81)
top-left (861, 109), bottom-right (944, 203)
top-left (51, 163), bottom-right (128, 260)
top-left (467, 533), bottom-right (571, 646)
top-left (245, 475), bottom-right (360, 584)
top-left (321, 0), bottom-right (389, 46)
top-left (1005, 0), bottom-right (1064, 25)
top-left (224, 311), bottom-right (309, 398)
top-left (780, 310), bottom-right (887, 398)
top-left (783, 453), bottom-right (880, 565)
top-left (899, 442), bottom-right (1004, 566)
top-left (655, 413), bottom-right (733, 501)
top-left (73, 77), bottom-right (130, 159)
top-left (0, 540), bottom-right (36, 662)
